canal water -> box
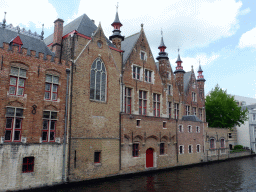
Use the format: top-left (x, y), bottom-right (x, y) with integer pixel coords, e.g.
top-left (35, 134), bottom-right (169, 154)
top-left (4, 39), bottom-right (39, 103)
top-left (28, 156), bottom-right (256, 192)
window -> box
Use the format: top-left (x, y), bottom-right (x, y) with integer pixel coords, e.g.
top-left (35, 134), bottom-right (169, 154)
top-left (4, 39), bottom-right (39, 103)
top-left (253, 114), bottom-right (256, 121)
top-left (179, 145), bottom-right (184, 154)
top-left (167, 72), bottom-right (171, 80)
top-left (163, 121), bottom-right (166, 128)
top-left (188, 145), bottom-right (192, 153)
top-left (133, 65), bottom-right (141, 80)
top-left (196, 126), bottom-right (200, 133)
top-left (42, 111), bottom-right (57, 142)
top-left (90, 58), bottom-right (106, 101)
top-left (199, 90), bottom-right (203, 98)
top-left (193, 107), bottom-right (197, 116)
top-left (192, 92), bottom-right (197, 102)
top-left (160, 143), bottom-right (165, 155)
top-left (199, 108), bottom-right (203, 120)
top-left (186, 106), bottom-right (190, 115)
top-left (210, 138), bottom-right (215, 149)
top-left (45, 74), bottom-right (59, 101)
top-left (220, 139), bottom-right (225, 148)
top-left (168, 102), bottom-right (172, 118)
top-left (5, 107), bottom-right (23, 142)
top-left (188, 125), bottom-right (192, 133)
top-left (153, 93), bottom-right (160, 117)
top-left (179, 125), bottom-right (183, 132)
top-left (228, 133), bottom-right (232, 138)
top-left (22, 157), bottom-right (34, 173)
top-left (125, 87), bottom-right (132, 114)
top-left (174, 103), bottom-right (179, 119)
top-left (132, 143), bottom-right (139, 157)
top-left (9, 67), bottom-right (26, 96)
top-left (94, 152), bottom-right (101, 163)
top-left (145, 69), bottom-right (152, 83)
top-left (139, 90), bottom-right (147, 115)
top-left (136, 119), bottom-right (141, 127)
top-left (140, 51), bottom-right (146, 60)
top-left (196, 144), bottom-right (200, 153)
top-left (167, 85), bottom-right (173, 96)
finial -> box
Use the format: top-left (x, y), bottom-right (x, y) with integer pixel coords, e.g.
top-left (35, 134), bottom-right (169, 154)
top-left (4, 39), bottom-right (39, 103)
top-left (141, 23), bottom-right (144, 28)
top-left (41, 24), bottom-right (44, 40)
top-left (116, 2), bottom-right (119, 12)
top-left (2, 12), bottom-right (6, 28)
top-left (191, 65), bottom-right (193, 70)
top-left (161, 28), bottom-right (163, 36)
top-left (178, 47), bottom-right (180, 53)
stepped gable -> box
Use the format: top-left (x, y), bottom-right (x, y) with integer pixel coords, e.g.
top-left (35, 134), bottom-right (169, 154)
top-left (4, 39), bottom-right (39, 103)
top-left (121, 32), bottom-right (140, 65)
top-left (0, 24), bottom-right (54, 57)
top-left (44, 14), bottom-right (115, 48)
top-left (182, 115), bottom-right (202, 122)
top-left (183, 71), bottom-right (192, 93)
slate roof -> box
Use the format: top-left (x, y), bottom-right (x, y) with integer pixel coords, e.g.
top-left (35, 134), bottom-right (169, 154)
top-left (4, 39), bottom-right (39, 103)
top-left (159, 37), bottom-right (166, 48)
top-left (44, 14), bottom-right (115, 47)
top-left (121, 32), bottom-right (141, 65)
top-left (182, 115), bottom-right (202, 122)
top-left (112, 12), bottom-right (121, 24)
top-left (176, 54), bottom-right (182, 62)
top-left (0, 23), bottom-right (54, 57)
top-left (183, 71), bottom-right (192, 93)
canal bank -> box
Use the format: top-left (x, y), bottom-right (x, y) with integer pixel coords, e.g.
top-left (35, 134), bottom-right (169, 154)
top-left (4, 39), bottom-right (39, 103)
top-left (17, 152), bottom-right (256, 192)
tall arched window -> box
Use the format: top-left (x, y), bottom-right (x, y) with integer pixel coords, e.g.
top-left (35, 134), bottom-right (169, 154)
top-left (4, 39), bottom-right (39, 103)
top-left (90, 58), bottom-right (106, 101)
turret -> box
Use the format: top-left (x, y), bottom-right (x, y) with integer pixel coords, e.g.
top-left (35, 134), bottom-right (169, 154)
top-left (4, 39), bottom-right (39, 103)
top-left (174, 49), bottom-right (185, 94)
top-left (109, 5), bottom-right (124, 49)
top-left (197, 63), bottom-right (206, 99)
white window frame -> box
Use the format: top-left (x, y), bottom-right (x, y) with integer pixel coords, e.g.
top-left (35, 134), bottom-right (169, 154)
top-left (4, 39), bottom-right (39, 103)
top-left (45, 74), bottom-right (59, 101)
top-left (179, 145), bottom-right (184, 154)
top-left (132, 65), bottom-right (142, 80)
top-left (42, 110), bottom-right (58, 142)
top-left (188, 144), bottom-right (193, 154)
top-left (192, 92), bottom-right (197, 102)
top-left (253, 114), bottom-right (256, 121)
top-left (178, 124), bottom-right (183, 133)
top-left (188, 125), bottom-right (192, 133)
top-left (193, 107), bottom-right (197, 116)
top-left (196, 126), bottom-right (200, 133)
top-left (186, 106), bottom-right (190, 115)
top-left (140, 51), bottom-right (147, 61)
top-left (196, 144), bottom-right (200, 153)
top-left (167, 84), bottom-right (173, 96)
top-left (144, 69), bottom-right (153, 83)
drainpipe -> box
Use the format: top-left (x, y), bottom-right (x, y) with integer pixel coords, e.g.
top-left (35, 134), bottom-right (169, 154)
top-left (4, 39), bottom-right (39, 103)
top-left (176, 118), bottom-right (178, 163)
top-left (119, 51), bottom-right (124, 171)
top-left (62, 68), bottom-right (70, 182)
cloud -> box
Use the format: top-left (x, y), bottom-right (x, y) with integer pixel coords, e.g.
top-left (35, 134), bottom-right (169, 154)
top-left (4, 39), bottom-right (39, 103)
top-left (238, 27), bottom-right (256, 49)
top-left (0, 0), bottom-right (58, 29)
top-left (170, 53), bottom-right (219, 72)
top-left (239, 8), bottom-right (250, 15)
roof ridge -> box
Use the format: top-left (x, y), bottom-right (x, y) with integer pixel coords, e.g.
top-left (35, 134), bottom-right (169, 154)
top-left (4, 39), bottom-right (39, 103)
top-left (124, 32), bottom-right (140, 39)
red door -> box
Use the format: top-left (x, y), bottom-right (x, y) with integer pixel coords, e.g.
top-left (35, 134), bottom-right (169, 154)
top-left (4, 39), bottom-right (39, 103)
top-left (146, 148), bottom-right (154, 168)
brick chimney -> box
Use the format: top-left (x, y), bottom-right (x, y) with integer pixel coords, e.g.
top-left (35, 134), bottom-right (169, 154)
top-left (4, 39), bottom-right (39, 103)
top-left (52, 18), bottom-right (64, 58)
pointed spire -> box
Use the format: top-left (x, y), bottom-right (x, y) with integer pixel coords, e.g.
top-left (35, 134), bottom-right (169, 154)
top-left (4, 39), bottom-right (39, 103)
top-left (174, 49), bottom-right (185, 74)
top-left (197, 61), bottom-right (206, 81)
top-left (176, 48), bottom-right (182, 63)
top-left (2, 12), bottom-right (6, 28)
top-left (156, 30), bottom-right (168, 60)
top-left (41, 24), bottom-right (44, 40)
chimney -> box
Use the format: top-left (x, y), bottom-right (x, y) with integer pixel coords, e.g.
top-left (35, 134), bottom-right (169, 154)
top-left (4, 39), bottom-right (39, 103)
top-left (52, 18), bottom-right (64, 58)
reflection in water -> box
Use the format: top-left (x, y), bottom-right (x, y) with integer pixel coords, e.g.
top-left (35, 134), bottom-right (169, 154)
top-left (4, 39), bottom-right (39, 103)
top-left (29, 157), bottom-right (256, 192)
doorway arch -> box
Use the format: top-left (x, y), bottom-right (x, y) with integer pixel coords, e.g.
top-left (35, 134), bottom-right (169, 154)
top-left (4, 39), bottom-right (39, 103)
top-left (146, 148), bottom-right (154, 168)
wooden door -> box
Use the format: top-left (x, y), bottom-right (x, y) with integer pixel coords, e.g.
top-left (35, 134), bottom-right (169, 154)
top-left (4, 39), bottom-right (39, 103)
top-left (146, 148), bottom-right (154, 168)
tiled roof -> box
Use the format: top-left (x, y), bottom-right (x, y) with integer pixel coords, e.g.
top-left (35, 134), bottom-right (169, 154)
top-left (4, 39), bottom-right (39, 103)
top-left (0, 24), bottom-right (54, 58)
top-left (182, 115), bottom-right (202, 122)
top-left (183, 71), bottom-right (192, 92)
top-left (121, 32), bottom-right (141, 65)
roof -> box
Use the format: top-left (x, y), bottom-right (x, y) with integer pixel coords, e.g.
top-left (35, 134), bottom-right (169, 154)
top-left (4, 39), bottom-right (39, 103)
top-left (234, 95), bottom-right (256, 106)
top-left (158, 36), bottom-right (166, 48)
top-left (183, 71), bottom-right (192, 92)
top-left (0, 23), bottom-right (54, 57)
top-left (198, 64), bottom-right (203, 72)
top-left (112, 12), bottom-right (121, 25)
top-left (44, 14), bottom-right (115, 47)
top-left (182, 115), bottom-right (202, 122)
top-left (176, 54), bottom-right (182, 62)
top-left (121, 32), bottom-right (141, 65)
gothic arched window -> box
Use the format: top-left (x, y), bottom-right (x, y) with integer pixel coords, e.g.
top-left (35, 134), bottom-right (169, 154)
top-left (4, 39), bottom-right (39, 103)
top-left (90, 58), bottom-right (106, 101)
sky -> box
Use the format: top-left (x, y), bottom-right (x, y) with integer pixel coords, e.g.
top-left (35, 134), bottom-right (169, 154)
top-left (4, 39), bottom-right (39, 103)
top-left (0, 0), bottom-right (256, 98)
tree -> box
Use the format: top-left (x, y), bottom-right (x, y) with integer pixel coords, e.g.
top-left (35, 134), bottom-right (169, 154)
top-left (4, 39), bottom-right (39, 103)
top-left (205, 85), bottom-right (248, 129)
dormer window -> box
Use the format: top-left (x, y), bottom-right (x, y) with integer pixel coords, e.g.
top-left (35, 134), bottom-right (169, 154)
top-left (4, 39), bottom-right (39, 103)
top-left (192, 92), bottom-right (197, 102)
top-left (140, 51), bottom-right (146, 61)
top-left (145, 69), bottom-right (152, 83)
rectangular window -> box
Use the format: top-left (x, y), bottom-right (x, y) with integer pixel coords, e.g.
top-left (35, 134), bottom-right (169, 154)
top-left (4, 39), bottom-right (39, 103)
top-left (125, 87), bottom-right (132, 114)
top-left (210, 139), bottom-right (215, 149)
top-left (196, 126), bottom-right (200, 133)
top-left (199, 108), bottom-right (203, 120)
top-left (188, 125), bottom-right (192, 133)
top-left (145, 69), bottom-right (152, 83)
top-left (133, 66), bottom-right (141, 80)
top-left (94, 152), bottom-right (101, 163)
top-left (5, 107), bottom-right (23, 142)
top-left (45, 74), bottom-right (59, 101)
top-left (9, 67), bottom-right (26, 96)
top-left (253, 114), bottom-right (256, 121)
top-left (168, 85), bottom-right (173, 96)
top-left (220, 139), bottom-right (225, 148)
top-left (153, 93), bottom-right (160, 117)
top-left (168, 102), bottom-right (172, 118)
top-left (228, 133), bottom-right (232, 138)
top-left (174, 103), bottom-right (179, 119)
top-left (136, 119), bottom-right (141, 127)
top-left (179, 145), bottom-right (184, 154)
top-left (193, 107), bottom-right (197, 116)
top-left (188, 145), bottom-right (192, 153)
top-left (160, 143), bottom-right (165, 155)
top-left (42, 111), bottom-right (57, 142)
top-left (179, 125), bottom-right (183, 132)
top-left (196, 144), bottom-right (200, 153)
top-left (163, 121), bottom-right (166, 128)
top-left (140, 51), bottom-right (146, 60)
top-left (22, 157), bottom-right (34, 173)
top-left (186, 106), bottom-right (190, 115)
top-left (139, 90), bottom-right (147, 115)
top-left (192, 92), bottom-right (197, 102)
top-left (132, 143), bottom-right (139, 157)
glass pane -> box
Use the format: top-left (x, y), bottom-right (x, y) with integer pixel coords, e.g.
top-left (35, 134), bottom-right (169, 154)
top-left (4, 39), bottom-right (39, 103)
top-left (102, 64), bottom-right (105, 72)
top-left (45, 83), bottom-right (51, 91)
top-left (52, 93), bottom-right (57, 100)
top-left (127, 106), bottom-right (131, 113)
top-left (19, 69), bottom-right (26, 77)
top-left (92, 61), bottom-right (96, 69)
top-left (139, 91), bottom-right (142, 98)
top-left (43, 120), bottom-right (48, 130)
top-left (96, 60), bottom-right (101, 70)
top-left (6, 118), bottom-right (13, 128)
top-left (133, 67), bottom-right (136, 78)
top-left (96, 71), bottom-right (101, 100)
top-left (14, 131), bottom-right (20, 140)
top-left (46, 75), bottom-right (52, 83)
top-left (42, 131), bottom-right (47, 141)
top-left (143, 92), bottom-right (146, 99)
top-left (10, 77), bottom-right (17, 85)
top-left (6, 108), bottom-right (15, 116)
top-left (51, 112), bottom-right (57, 119)
top-left (15, 119), bottom-right (22, 129)
top-left (17, 88), bottom-right (24, 96)
top-left (101, 73), bottom-right (106, 101)
top-left (50, 121), bottom-right (55, 130)
top-left (16, 108), bottom-right (23, 117)
top-left (137, 68), bottom-right (140, 79)
top-left (50, 132), bottom-right (55, 141)
top-left (5, 130), bottom-right (11, 140)
top-left (45, 92), bottom-right (50, 99)
top-left (53, 76), bottom-right (59, 84)
top-left (128, 98), bottom-right (131, 105)
top-left (9, 86), bottom-right (16, 95)
top-left (90, 70), bottom-right (95, 99)
top-left (52, 85), bottom-right (58, 92)
top-left (11, 67), bottom-right (19, 76)
top-left (43, 111), bottom-right (50, 119)
top-left (128, 88), bottom-right (131, 96)
top-left (18, 79), bottom-right (25, 87)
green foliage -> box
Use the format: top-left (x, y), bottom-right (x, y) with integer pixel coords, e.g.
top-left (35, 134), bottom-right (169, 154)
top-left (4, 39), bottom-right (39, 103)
top-left (230, 149), bottom-right (247, 153)
top-left (234, 145), bottom-right (243, 150)
top-left (205, 85), bottom-right (248, 129)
